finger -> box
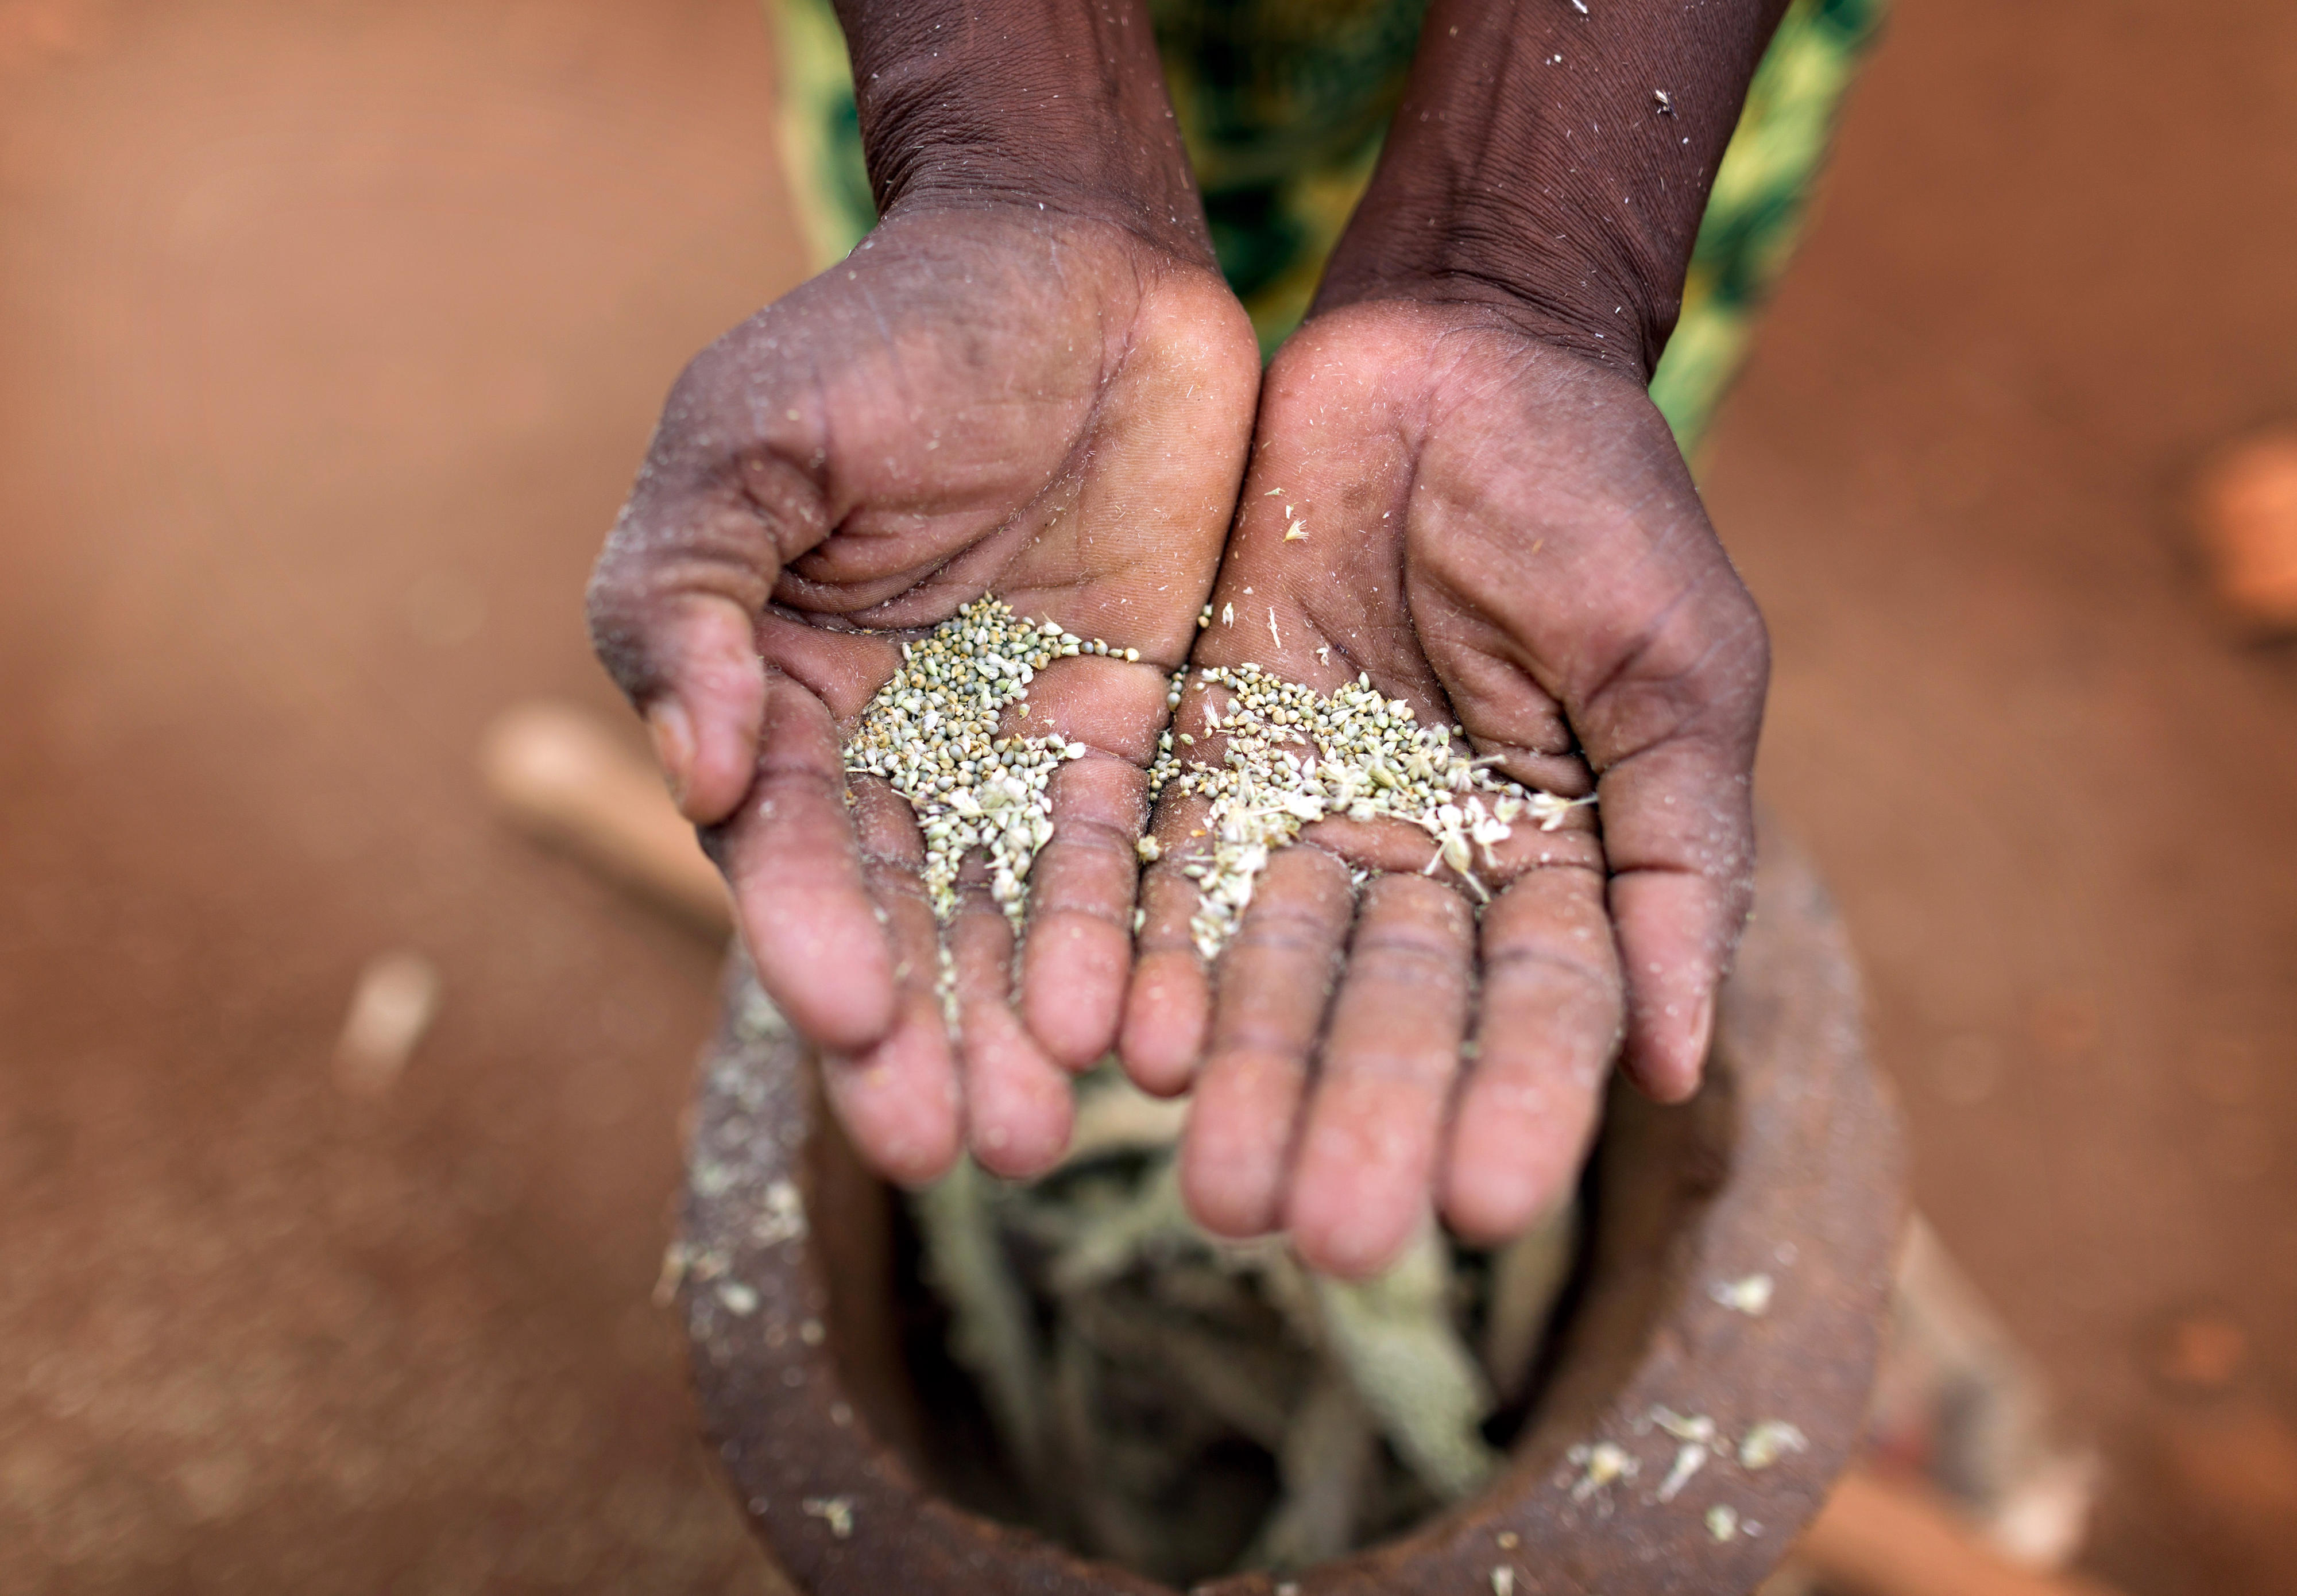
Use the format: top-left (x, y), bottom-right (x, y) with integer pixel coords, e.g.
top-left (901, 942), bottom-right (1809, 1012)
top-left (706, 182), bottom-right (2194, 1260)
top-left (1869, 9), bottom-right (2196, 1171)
top-left (1441, 863), bottom-right (1622, 1244)
top-left (1118, 794), bottom-right (1216, 1096)
top-left (1116, 669), bottom-right (1285, 1096)
top-left (713, 679), bottom-right (898, 1053)
top-left (999, 652), bottom-right (1168, 1073)
top-left (1018, 752), bottom-right (1149, 1070)
top-left (1178, 844), bottom-right (1355, 1238)
top-left (587, 359), bottom-right (833, 824)
top-left (1285, 874), bottom-right (1475, 1279)
top-left (1576, 589), bottom-right (1767, 1103)
top-left (949, 878), bottom-right (1075, 1179)
top-left (1611, 852), bottom-right (1739, 1101)
top-left (815, 781), bottom-right (961, 1187)
top-left (592, 589), bottom-right (767, 826)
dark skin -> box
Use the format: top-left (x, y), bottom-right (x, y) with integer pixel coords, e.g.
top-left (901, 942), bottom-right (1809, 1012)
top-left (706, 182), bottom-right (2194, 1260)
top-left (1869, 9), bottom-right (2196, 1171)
top-left (589, 0), bottom-right (1781, 1271)
top-left (1129, 308), bottom-right (1766, 1275)
top-left (587, 0), bottom-right (1261, 1179)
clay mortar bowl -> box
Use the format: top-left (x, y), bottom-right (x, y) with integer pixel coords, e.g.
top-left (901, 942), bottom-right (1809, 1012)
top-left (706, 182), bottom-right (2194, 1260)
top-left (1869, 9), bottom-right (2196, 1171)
top-left (675, 820), bottom-right (1903, 1595)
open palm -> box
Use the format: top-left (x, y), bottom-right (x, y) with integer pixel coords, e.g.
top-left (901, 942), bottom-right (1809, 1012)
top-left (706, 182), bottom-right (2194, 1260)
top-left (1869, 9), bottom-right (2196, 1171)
top-left (590, 205), bottom-right (1259, 1184)
top-left (1124, 301), bottom-right (1769, 1276)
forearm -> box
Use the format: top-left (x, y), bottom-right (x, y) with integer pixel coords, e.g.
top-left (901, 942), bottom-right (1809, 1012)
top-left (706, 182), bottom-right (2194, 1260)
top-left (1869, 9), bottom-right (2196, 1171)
top-left (834, 0), bottom-right (1208, 258)
top-left (1317, 0), bottom-right (1788, 378)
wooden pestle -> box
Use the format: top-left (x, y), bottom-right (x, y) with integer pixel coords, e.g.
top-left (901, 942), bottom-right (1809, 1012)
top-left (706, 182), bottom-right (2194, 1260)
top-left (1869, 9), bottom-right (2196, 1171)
top-left (1799, 1469), bottom-right (2128, 1596)
top-left (479, 700), bottom-right (732, 936)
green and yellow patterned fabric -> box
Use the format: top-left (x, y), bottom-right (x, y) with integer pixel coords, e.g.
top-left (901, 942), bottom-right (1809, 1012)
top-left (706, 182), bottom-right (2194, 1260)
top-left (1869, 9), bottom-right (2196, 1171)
top-left (768, 0), bottom-right (1885, 455)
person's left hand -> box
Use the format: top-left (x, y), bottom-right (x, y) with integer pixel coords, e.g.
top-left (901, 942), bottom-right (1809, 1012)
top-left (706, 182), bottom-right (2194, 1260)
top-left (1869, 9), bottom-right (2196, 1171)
top-left (1122, 299), bottom-right (1770, 1277)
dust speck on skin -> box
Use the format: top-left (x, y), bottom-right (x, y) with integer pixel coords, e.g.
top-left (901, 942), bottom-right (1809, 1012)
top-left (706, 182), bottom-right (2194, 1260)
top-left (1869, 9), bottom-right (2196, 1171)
top-left (802, 1496), bottom-right (855, 1538)
top-left (1710, 1272), bottom-right (1773, 1315)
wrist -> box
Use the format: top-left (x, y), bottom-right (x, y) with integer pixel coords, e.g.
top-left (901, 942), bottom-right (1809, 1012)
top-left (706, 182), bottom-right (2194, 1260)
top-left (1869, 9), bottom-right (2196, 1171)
top-left (1313, 243), bottom-right (1665, 382)
top-left (838, 0), bottom-right (1211, 263)
top-left (1312, 0), bottom-right (1786, 381)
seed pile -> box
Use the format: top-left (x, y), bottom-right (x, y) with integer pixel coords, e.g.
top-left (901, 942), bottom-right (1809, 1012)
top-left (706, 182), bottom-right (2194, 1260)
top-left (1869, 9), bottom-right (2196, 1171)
top-left (843, 594), bottom-right (1138, 926)
top-left (842, 594), bottom-right (1594, 959)
top-left (1146, 664), bottom-right (1592, 961)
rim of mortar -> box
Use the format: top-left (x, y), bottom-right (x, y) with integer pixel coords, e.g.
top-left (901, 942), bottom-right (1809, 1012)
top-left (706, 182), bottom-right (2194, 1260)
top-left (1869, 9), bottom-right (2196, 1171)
top-left (677, 816), bottom-right (1904, 1596)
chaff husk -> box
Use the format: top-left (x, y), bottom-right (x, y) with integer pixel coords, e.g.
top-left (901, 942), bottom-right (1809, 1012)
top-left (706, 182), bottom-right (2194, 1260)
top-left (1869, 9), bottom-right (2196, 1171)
top-left (909, 1068), bottom-right (1579, 1582)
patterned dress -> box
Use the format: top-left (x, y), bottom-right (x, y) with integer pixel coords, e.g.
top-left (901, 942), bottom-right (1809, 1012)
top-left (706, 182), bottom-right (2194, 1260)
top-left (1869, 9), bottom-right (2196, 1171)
top-left (768, 0), bottom-right (1885, 456)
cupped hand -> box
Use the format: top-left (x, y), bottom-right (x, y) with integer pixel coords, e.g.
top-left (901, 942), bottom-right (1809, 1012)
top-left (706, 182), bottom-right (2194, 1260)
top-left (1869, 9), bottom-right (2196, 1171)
top-left (1122, 301), bottom-right (1769, 1277)
top-left (589, 206), bottom-right (1259, 1185)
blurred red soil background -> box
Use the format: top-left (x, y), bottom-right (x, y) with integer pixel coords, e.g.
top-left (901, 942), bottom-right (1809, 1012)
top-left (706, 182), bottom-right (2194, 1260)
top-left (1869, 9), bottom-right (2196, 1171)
top-left (2, 1), bottom-right (2294, 1590)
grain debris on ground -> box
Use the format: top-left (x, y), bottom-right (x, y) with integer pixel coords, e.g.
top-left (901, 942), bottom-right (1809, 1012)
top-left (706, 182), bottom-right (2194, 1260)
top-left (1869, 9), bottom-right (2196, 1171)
top-left (1566, 1440), bottom-right (1637, 1503)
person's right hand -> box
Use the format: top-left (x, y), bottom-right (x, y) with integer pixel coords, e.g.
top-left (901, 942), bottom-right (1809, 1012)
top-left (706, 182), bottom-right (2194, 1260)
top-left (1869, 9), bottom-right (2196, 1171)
top-left (587, 204), bottom-right (1258, 1186)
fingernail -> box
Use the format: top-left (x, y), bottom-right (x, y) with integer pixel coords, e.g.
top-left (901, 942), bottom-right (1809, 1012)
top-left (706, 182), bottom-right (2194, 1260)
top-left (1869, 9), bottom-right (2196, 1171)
top-left (647, 700), bottom-right (694, 809)
top-left (1685, 987), bottom-right (1718, 1076)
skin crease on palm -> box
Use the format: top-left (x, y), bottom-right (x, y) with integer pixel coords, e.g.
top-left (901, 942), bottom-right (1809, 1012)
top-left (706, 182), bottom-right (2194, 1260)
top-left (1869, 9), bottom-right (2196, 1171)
top-left (586, 203), bottom-right (1262, 1188)
top-left (1122, 303), bottom-right (1769, 1279)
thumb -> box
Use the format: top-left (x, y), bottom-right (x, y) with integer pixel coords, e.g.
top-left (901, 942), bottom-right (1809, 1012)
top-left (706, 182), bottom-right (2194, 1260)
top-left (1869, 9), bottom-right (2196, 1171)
top-left (586, 358), bottom-right (834, 824)
top-left (589, 580), bottom-right (765, 827)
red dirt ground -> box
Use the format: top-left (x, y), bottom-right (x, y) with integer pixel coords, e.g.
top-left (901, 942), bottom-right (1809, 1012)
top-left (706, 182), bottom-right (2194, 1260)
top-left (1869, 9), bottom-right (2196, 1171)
top-left (3, 1), bottom-right (2292, 1591)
